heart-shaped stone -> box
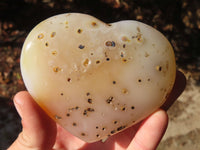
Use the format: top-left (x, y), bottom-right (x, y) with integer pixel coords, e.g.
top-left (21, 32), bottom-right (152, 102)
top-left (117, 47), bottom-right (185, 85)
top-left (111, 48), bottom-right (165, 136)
top-left (21, 13), bottom-right (176, 143)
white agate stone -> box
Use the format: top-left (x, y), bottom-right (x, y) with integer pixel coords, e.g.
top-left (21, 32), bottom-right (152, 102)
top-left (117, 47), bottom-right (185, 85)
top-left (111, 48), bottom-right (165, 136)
top-left (21, 13), bottom-right (176, 143)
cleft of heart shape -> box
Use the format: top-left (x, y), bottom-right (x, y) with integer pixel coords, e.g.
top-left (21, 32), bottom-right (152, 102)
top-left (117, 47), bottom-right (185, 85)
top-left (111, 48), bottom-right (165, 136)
top-left (20, 13), bottom-right (176, 143)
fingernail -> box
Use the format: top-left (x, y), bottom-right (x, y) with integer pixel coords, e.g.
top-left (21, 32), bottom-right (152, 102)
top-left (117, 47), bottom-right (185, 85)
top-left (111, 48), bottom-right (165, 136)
top-left (14, 95), bottom-right (24, 106)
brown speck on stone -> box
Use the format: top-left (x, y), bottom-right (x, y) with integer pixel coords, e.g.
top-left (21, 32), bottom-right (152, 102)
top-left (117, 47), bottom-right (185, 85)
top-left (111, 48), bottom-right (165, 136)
top-left (73, 122), bottom-right (77, 126)
top-left (51, 50), bottom-right (57, 55)
top-left (120, 52), bottom-right (125, 58)
top-left (81, 133), bottom-right (86, 136)
top-left (51, 32), bottom-right (56, 37)
top-left (96, 60), bottom-right (100, 64)
top-left (91, 22), bottom-right (97, 26)
top-left (122, 88), bottom-right (128, 94)
top-left (117, 125), bottom-right (126, 131)
top-left (145, 52), bottom-right (150, 57)
top-left (122, 58), bottom-right (127, 63)
top-left (105, 41), bottom-right (115, 47)
top-left (137, 34), bottom-right (142, 42)
top-left (53, 67), bottom-right (61, 72)
top-left (106, 96), bottom-right (114, 104)
top-left (166, 61), bottom-right (169, 70)
top-left (87, 108), bottom-right (94, 112)
top-left (110, 130), bottom-right (116, 134)
top-left (66, 113), bottom-right (70, 117)
top-left (88, 98), bottom-right (92, 104)
top-left (38, 33), bottom-right (44, 39)
top-left (45, 42), bottom-right (49, 47)
top-left (121, 36), bottom-right (130, 42)
top-left (83, 58), bottom-right (89, 67)
top-left (83, 110), bottom-right (87, 116)
top-left (113, 121), bottom-right (118, 124)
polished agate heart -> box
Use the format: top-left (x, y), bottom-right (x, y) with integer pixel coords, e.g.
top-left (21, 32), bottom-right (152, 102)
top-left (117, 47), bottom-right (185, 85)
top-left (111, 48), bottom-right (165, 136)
top-left (21, 13), bottom-right (176, 143)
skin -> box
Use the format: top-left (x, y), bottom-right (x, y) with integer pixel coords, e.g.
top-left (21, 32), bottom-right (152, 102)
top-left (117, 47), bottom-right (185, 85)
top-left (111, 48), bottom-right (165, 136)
top-left (8, 71), bottom-right (186, 150)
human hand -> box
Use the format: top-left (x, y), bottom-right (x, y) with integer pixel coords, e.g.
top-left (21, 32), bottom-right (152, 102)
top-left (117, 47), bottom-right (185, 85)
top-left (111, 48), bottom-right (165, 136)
top-left (8, 71), bottom-right (186, 150)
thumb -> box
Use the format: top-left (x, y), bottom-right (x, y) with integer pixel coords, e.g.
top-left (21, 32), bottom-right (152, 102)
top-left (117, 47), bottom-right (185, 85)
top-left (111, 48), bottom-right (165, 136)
top-left (8, 91), bottom-right (57, 150)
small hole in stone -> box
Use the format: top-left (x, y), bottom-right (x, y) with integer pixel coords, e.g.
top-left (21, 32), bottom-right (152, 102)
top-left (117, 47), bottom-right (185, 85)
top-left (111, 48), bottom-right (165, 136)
top-left (106, 58), bottom-right (110, 61)
top-left (113, 81), bottom-right (116, 84)
top-left (111, 130), bottom-right (116, 134)
top-left (45, 42), bottom-right (49, 47)
top-left (77, 29), bottom-right (82, 34)
top-left (121, 107), bottom-right (126, 111)
top-left (67, 78), bottom-right (71, 82)
top-left (156, 66), bottom-right (162, 71)
top-left (79, 44), bottom-right (85, 49)
top-left (113, 121), bottom-right (118, 124)
top-left (96, 134), bottom-right (100, 137)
